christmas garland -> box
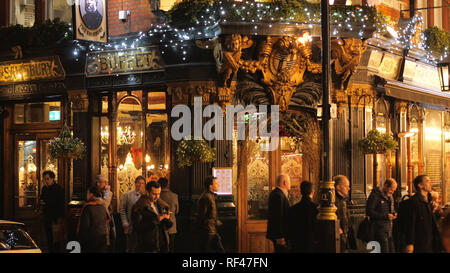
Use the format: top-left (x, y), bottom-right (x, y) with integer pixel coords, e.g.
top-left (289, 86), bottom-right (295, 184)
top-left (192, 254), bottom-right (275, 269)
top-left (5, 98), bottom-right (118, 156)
top-left (168, 0), bottom-right (387, 32)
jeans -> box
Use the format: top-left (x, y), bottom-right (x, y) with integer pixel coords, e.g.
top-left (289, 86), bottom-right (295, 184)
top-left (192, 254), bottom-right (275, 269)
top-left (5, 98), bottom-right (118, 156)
top-left (374, 230), bottom-right (395, 253)
top-left (199, 233), bottom-right (225, 253)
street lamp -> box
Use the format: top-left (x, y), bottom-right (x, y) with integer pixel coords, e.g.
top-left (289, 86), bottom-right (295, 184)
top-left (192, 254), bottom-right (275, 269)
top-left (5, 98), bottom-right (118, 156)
top-left (438, 55), bottom-right (450, 92)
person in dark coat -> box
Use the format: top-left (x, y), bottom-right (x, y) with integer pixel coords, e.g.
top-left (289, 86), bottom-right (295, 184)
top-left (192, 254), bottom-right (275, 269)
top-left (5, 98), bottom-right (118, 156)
top-left (197, 176), bottom-right (224, 253)
top-left (39, 170), bottom-right (65, 253)
top-left (334, 175), bottom-right (351, 252)
top-left (132, 181), bottom-right (172, 253)
top-left (77, 186), bottom-right (109, 253)
top-left (366, 178), bottom-right (398, 253)
top-left (287, 181), bottom-right (318, 252)
top-left (405, 175), bottom-right (442, 253)
top-left (441, 213), bottom-right (450, 253)
top-left (267, 174), bottom-right (291, 253)
top-left (158, 177), bottom-right (179, 253)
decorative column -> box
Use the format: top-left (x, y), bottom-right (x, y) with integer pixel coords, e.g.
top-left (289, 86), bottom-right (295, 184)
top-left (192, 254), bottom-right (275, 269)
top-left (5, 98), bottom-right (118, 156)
top-left (108, 92), bottom-right (118, 211)
top-left (68, 90), bottom-right (89, 199)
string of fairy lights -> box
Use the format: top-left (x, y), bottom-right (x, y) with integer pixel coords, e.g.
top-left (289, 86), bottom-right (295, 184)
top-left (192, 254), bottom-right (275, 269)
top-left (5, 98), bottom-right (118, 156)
top-left (69, 0), bottom-right (448, 69)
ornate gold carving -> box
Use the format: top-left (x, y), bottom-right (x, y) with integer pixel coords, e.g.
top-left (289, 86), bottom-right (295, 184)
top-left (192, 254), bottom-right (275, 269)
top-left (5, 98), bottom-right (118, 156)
top-left (220, 34), bottom-right (253, 88)
top-left (68, 90), bottom-right (89, 112)
top-left (167, 81), bottom-right (217, 106)
top-left (196, 34), bottom-right (322, 110)
top-left (411, 20), bottom-right (423, 45)
top-left (331, 83), bottom-right (375, 118)
top-left (240, 36), bottom-right (322, 111)
top-left (331, 38), bottom-right (367, 90)
top-left (395, 101), bottom-right (408, 114)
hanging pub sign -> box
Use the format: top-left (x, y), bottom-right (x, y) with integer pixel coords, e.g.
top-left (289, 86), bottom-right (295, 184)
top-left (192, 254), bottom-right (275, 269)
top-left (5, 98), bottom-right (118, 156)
top-left (0, 56), bottom-right (65, 85)
top-left (85, 46), bottom-right (165, 77)
top-left (74, 0), bottom-right (108, 43)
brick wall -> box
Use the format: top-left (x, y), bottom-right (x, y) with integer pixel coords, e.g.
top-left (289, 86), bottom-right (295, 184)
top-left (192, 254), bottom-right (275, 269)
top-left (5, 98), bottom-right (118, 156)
top-left (107, 0), bottom-right (165, 37)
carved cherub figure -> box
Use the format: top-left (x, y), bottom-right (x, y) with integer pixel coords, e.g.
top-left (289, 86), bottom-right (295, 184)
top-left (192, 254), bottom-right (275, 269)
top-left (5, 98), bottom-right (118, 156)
top-left (331, 38), bottom-right (367, 90)
top-left (219, 34), bottom-right (253, 88)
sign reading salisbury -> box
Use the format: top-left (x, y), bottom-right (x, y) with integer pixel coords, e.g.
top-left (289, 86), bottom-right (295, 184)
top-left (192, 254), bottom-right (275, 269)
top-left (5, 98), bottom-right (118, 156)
top-left (74, 0), bottom-right (108, 43)
top-left (86, 46), bottom-right (165, 77)
top-left (0, 56), bottom-right (65, 85)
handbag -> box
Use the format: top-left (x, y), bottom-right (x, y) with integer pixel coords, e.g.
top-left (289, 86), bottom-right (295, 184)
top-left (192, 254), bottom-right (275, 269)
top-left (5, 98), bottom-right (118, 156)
top-left (357, 216), bottom-right (374, 243)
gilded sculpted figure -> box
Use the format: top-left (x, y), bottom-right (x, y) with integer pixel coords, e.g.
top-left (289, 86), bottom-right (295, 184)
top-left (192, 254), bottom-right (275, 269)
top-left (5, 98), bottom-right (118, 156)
top-left (331, 38), bottom-right (367, 90)
top-left (219, 34), bottom-right (253, 87)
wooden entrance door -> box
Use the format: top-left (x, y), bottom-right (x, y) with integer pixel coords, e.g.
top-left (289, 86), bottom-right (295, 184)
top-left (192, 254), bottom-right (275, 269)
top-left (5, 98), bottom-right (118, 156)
top-left (237, 139), bottom-right (278, 253)
top-left (13, 132), bottom-right (60, 247)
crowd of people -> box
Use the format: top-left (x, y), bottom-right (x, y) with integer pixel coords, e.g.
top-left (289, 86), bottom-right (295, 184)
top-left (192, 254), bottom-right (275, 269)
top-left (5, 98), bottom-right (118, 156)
top-left (39, 170), bottom-right (224, 253)
top-left (267, 173), bottom-right (450, 253)
top-left (38, 169), bottom-right (450, 253)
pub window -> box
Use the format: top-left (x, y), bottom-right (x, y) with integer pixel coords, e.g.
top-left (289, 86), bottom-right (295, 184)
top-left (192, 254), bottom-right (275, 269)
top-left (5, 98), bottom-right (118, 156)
top-left (375, 98), bottom-right (389, 187)
top-left (14, 101), bottom-right (61, 124)
top-left (117, 94), bottom-right (144, 202)
top-left (444, 112), bottom-right (450, 203)
top-left (424, 109), bottom-right (443, 199)
top-left (247, 137), bottom-right (270, 220)
top-left (46, 0), bottom-right (72, 23)
top-left (410, 108), bottom-right (420, 179)
top-left (11, 0), bottom-right (35, 27)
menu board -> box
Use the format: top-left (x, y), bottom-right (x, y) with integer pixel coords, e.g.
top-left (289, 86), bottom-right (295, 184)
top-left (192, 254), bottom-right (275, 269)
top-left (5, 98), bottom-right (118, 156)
top-left (212, 168), bottom-right (233, 195)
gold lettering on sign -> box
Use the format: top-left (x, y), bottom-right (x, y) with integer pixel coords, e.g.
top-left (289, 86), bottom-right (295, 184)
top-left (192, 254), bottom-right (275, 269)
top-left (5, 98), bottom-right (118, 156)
top-left (378, 53), bottom-right (401, 80)
top-left (0, 56), bottom-right (65, 85)
top-left (86, 47), bottom-right (165, 77)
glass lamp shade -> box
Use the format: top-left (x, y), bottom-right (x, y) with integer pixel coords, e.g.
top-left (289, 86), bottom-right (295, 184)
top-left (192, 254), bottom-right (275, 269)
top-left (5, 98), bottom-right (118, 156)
top-left (438, 55), bottom-right (450, 92)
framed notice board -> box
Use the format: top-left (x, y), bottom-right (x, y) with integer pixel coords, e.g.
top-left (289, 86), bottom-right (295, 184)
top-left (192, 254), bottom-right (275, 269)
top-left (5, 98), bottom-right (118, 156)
top-left (212, 167), bottom-right (233, 195)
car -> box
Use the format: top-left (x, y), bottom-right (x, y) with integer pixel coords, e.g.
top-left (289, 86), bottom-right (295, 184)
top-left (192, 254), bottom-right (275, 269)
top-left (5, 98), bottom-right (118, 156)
top-left (0, 220), bottom-right (42, 253)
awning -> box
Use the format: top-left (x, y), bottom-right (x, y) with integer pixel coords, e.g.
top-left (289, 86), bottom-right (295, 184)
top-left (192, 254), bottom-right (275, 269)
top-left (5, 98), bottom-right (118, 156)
top-left (383, 80), bottom-right (450, 108)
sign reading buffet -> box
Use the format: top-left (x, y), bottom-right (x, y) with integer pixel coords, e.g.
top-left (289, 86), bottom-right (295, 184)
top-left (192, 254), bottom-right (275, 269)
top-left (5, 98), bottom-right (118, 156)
top-left (85, 46), bottom-right (165, 77)
top-left (0, 56), bottom-right (65, 85)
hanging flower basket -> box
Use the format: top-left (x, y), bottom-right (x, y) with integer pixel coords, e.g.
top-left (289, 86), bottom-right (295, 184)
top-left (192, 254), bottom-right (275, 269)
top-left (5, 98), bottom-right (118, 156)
top-left (358, 129), bottom-right (398, 155)
top-left (48, 126), bottom-right (86, 160)
top-left (176, 138), bottom-right (216, 168)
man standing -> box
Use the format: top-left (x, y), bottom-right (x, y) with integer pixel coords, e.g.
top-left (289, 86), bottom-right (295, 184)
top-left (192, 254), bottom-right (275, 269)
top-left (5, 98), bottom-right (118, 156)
top-left (366, 178), bottom-right (398, 253)
top-left (197, 176), bottom-right (224, 253)
top-left (404, 175), bottom-right (442, 253)
top-left (95, 175), bottom-right (115, 250)
top-left (39, 170), bottom-right (65, 253)
top-left (132, 181), bottom-right (172, 252)
top-left (158, 177), bottom-right (179, 252)
top-left (120, 176), bottom-right (146, 252)
top-left (267, 174), bottom-right (291, 253)
top-left (334, 175), bottom-right (351, 252)
top-left (287, 181), bottom-right (318, 252)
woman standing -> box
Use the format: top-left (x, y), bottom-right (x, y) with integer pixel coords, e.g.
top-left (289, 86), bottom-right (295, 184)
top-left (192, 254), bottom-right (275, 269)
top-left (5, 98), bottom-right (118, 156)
top-left (77, 186), bottom-right (110, 253)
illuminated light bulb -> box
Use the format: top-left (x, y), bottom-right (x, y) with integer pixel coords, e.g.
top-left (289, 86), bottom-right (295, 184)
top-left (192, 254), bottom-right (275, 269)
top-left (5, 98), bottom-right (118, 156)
top-left (145, 154), bottom-right (151, 163)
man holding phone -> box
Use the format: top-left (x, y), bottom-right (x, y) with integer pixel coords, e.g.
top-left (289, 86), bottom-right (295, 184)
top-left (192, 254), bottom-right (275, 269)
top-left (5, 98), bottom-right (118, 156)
top-left (366, 178), bottom-right (398, 253)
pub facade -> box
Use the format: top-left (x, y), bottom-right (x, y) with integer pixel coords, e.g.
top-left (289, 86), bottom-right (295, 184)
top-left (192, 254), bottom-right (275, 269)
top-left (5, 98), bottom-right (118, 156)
top-left (1, 0), bottom-right (449, 253)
